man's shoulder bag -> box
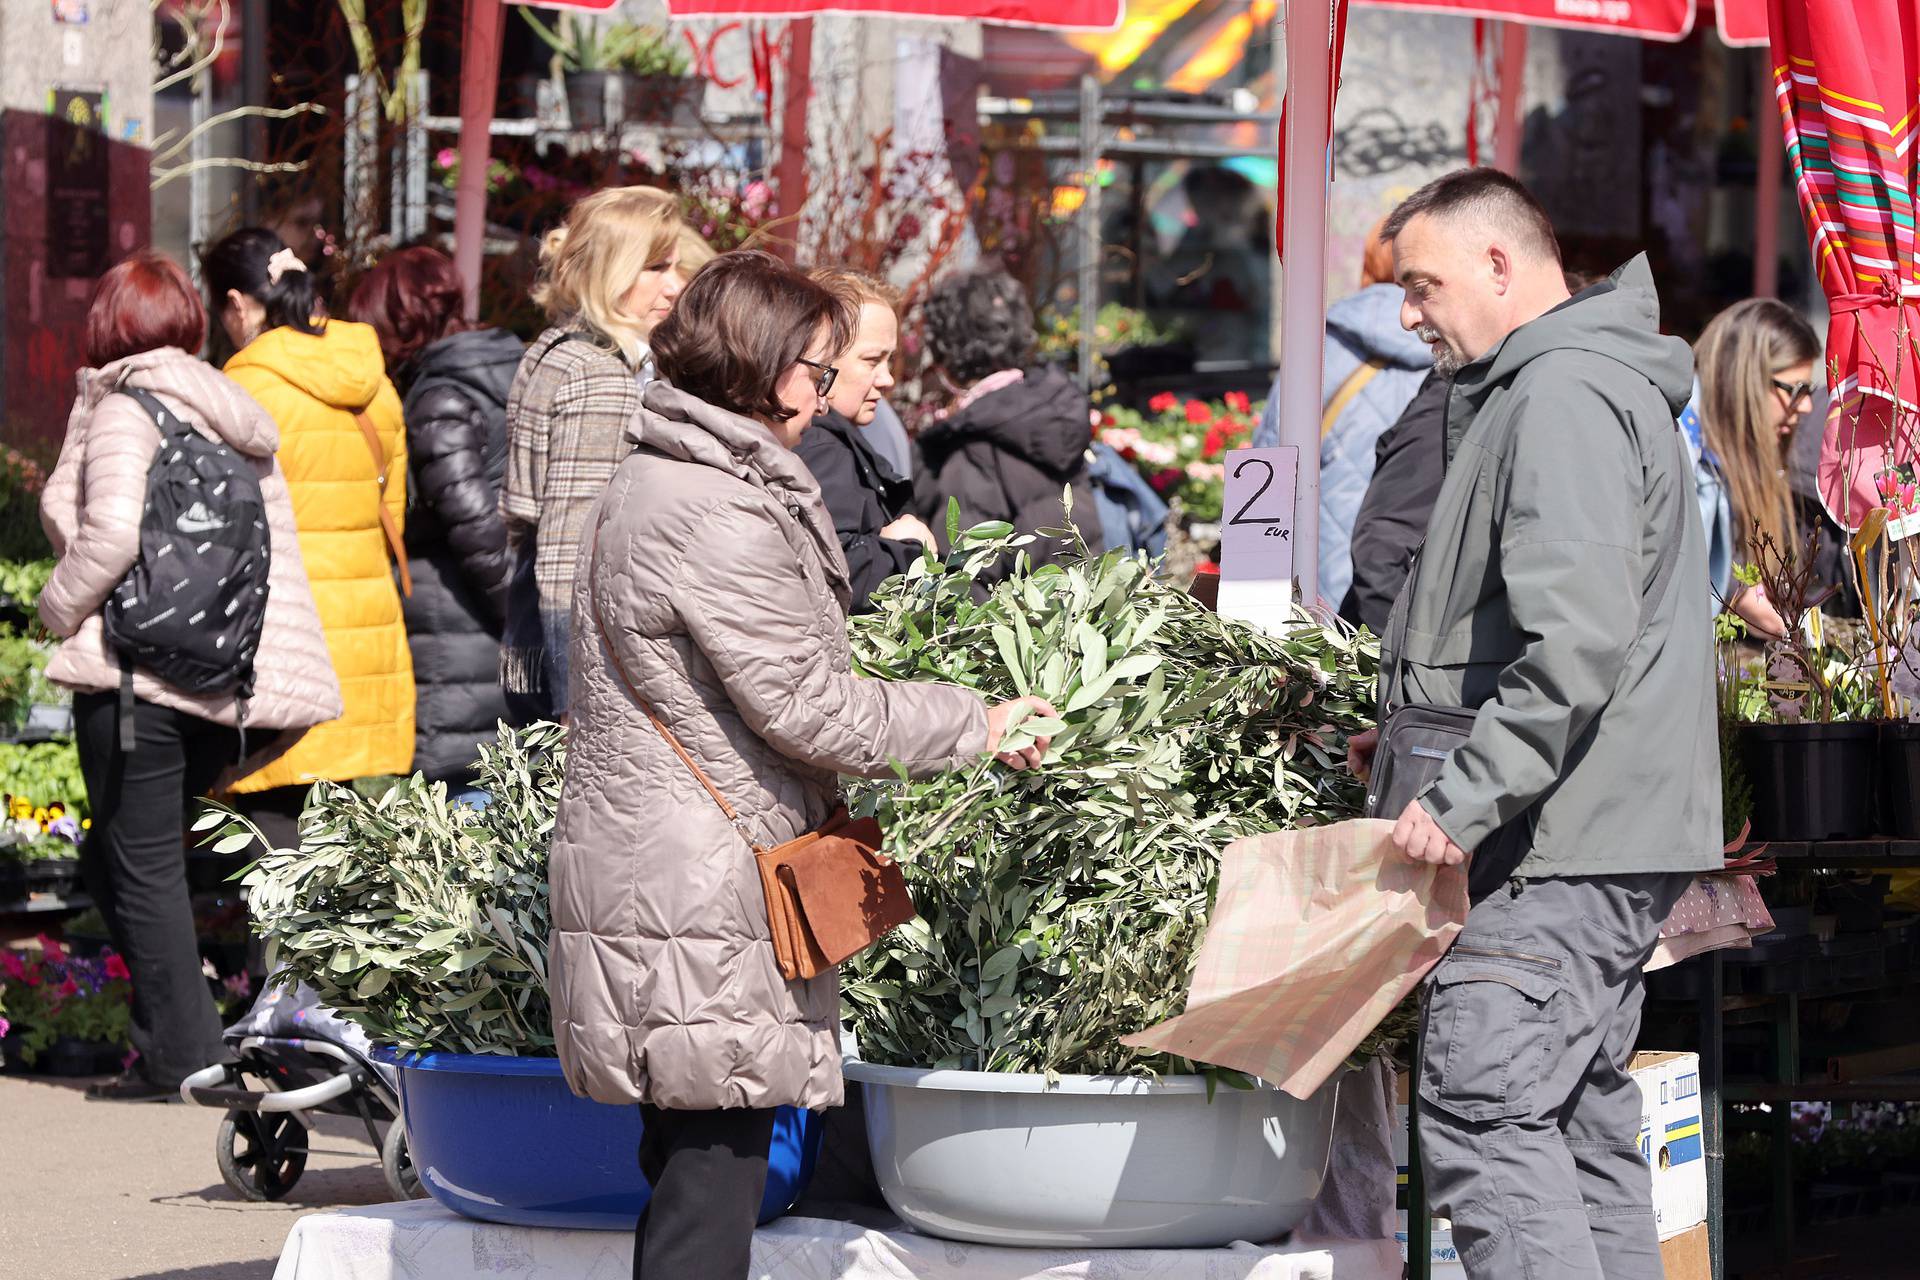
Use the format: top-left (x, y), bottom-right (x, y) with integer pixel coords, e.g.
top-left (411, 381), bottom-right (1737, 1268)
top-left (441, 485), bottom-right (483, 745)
top-left (586, 530), bottom-right (916, 981)
top-left (1366, 452), bottom-right (1690, 821)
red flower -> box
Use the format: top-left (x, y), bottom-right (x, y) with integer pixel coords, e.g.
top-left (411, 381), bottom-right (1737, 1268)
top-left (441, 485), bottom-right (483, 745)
top-left (58, 977), bottom-right (80, 998)
top-left (1148, 392), bottom-right (1178, 414)
top-left (1224, 390), bottom-right (1251, 415)
top-left (1185, 401), bottom-right (1214, 426)
top-left (1099, 412), bottom-right (1116, 428)
top-left (1202, 425), bottom-right (1228, 458)
top-left (103, 953), bottom-right (131, 982)
top-left (1148, 469), bottom-right (1182, 494)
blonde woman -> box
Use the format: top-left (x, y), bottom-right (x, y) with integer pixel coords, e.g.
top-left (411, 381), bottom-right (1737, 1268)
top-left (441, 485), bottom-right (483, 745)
top-left (500, 187), bottom-right (692, 717)
top-left (1692, 298), bottom-right (1826, 636)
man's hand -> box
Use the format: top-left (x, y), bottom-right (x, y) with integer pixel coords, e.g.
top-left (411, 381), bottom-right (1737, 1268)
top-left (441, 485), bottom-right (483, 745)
top-left (1391, 799), bottom-right (1468, 866)
top-left (1347, 727), bottom-right (1380, 781)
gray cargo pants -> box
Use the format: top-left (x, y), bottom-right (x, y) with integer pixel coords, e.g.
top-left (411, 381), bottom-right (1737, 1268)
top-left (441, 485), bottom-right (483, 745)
top-left (1416, 873), bottom-right (1692, 1280)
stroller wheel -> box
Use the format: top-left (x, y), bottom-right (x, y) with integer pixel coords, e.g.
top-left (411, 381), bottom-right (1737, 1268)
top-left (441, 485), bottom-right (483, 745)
top-left (217, 1109), bottom-right (308, 1201)
top-left (381, 1120), bottom-right (423, 1200)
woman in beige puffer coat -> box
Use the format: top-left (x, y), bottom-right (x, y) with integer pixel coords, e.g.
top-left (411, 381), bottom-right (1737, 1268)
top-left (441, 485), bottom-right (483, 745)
top-left (38, 251), bottom-right (340, 1101)
top-left (552, 251), bottom-right (1051, 1279)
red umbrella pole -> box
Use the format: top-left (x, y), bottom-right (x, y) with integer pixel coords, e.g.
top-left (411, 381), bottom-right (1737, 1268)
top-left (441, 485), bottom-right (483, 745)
top-left (1753, 59), bottom-right (1781, 297)
top-left (1494, 20), bottom-right (1526, 174)
top-left (454, 0), bottom-right (506, 320)
top-left (772, 18), bottom-right (814, 261)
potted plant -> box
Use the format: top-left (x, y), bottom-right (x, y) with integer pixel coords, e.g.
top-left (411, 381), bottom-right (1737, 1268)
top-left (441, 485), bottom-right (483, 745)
top-left (1726, 534), bottom-right (1880, 841)
top-left (520, 13), bottom-right (693, 131)
top-left (614, 25), bottom-right (696, 126)
top-left (0, 937), bottom-right (131, 1075)
top-left (836, 525), bottom-right (1381, 1247)
top-left (224, 724), bottom-right (820, 1231)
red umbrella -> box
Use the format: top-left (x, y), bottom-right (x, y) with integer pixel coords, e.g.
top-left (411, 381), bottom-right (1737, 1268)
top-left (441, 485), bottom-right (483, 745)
top-left (1354, 0), bottom-right (1693, 40)
top-left (1769, 0), bottom-right (1920, 532)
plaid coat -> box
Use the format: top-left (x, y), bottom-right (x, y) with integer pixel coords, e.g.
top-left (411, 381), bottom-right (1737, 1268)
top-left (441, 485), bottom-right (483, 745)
top-left (499, 327), bottom-right (641, 707)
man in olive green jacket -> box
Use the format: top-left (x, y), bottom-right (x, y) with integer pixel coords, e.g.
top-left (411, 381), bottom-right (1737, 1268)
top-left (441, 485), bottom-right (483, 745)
top-left (1350, 170), bottom-right (1722, 1279)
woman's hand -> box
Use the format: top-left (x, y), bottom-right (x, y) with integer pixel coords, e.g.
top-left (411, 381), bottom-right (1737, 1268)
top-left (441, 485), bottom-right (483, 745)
top-left (985, 696), bottom-right (1059, 769)
top-left (881, 514), bottom-right (937, 547)
top-left (1729, 584), bottom-right (1788, 642)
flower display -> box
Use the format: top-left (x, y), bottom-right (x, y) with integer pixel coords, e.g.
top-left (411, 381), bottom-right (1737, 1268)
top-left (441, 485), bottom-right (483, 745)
top-left (1098, 394), bottom-right (1264, 525)
top-left (0, 936), bottom-right (133, 1065)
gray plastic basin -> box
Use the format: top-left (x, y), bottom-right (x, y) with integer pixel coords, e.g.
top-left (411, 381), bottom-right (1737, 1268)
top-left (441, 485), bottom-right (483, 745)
top-left (843, 1058), bottom-right (1338, 1248)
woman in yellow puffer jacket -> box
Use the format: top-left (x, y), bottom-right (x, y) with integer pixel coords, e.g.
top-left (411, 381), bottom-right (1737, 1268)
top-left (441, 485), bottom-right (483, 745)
top-left (204, 228), bottom-right (414, 843)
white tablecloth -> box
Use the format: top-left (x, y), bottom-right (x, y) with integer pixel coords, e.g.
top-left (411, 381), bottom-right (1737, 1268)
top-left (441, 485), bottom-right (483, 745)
top-left (273, 1200), bottom-right (1401, 1280)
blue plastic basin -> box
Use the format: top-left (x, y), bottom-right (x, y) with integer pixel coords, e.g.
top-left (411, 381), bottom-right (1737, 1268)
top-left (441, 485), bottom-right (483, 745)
top-left (371, 1047), bottom-right (821, 1230)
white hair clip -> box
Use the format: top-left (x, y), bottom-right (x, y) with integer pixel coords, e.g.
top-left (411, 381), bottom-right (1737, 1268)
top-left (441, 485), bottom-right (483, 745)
top-left (266, 247), bottom-right (308, 284)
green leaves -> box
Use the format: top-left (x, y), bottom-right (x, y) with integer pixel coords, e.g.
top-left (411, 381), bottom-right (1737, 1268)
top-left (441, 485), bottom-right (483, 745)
top-left (843, 527), bottom-right (1380, 1077)
top-left (231, 722), bottom-right (568, 1056)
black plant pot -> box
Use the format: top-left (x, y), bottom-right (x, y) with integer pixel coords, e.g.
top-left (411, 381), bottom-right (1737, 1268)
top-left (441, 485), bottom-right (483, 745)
top-left (1880, 721), bottom-right (1920, 837)
top-left (1740, 722), bottom-right (1878, 841)
top-left (23, 856), bottom-right (81, 897)
top-left (565, 70), bottom-right (616, 130)
top-left (41, 1036), bottom-right (122, 1077)
top-left (620, 73), bottom-right (696, 124)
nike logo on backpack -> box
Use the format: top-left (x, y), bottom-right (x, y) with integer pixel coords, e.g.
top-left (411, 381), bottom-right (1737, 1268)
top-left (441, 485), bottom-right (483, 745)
top-left (175, 501), bottom-right (228, 534)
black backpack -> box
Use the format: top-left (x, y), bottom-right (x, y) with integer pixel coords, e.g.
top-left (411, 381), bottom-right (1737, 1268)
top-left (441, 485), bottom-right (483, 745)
top-left (102, 385), bottom-right (271, 748)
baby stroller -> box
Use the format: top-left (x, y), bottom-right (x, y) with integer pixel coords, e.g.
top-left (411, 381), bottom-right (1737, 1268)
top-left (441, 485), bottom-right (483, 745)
top-left (179, 973), bottom-right (421, 1202)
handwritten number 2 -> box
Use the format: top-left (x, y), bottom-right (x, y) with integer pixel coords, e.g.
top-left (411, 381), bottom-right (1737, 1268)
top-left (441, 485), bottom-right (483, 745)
top-left (1230, 458), bottom-right (1281, 526)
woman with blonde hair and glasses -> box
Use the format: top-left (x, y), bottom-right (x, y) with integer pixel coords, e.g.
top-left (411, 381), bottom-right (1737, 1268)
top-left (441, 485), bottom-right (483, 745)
top-left (501, 186), bottom-right (695, 718)
top-left (1690, 298), bottom-right (1836, 636)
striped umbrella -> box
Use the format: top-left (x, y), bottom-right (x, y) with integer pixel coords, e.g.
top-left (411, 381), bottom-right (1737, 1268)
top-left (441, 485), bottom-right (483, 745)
top-left (1770, 0), bottom-right (1920, 532)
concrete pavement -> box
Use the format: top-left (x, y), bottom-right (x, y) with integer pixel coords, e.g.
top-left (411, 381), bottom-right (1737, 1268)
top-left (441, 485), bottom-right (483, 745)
top-left (0, 1073), bottom-right (396, 1280)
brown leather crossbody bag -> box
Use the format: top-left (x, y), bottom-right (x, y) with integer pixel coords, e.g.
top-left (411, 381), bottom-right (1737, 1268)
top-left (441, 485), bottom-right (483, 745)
top-left (588, 531), bottom-right (917, 981)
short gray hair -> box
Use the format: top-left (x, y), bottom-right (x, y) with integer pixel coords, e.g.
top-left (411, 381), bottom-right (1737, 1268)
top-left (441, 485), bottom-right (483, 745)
top-left (1380, 168), bottom-right (1562, 265)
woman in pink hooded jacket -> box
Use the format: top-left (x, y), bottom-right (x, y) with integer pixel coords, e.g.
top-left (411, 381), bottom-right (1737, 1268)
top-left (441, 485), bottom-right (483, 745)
top-left (38, 251), bottom-right (340, 1101)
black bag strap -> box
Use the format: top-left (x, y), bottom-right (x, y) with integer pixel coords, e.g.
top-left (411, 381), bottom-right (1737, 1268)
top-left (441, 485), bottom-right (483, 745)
top-left (1384, 426), bottom-right (1690, 715)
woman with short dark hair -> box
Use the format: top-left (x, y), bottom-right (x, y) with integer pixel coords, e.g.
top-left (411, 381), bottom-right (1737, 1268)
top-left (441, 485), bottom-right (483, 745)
top-left (916, 268), bottom-right (1104, 578)
top-left (349, 247), bottom-right (524, 785)
top-left (551, 249), bottom-right (1053, 1279)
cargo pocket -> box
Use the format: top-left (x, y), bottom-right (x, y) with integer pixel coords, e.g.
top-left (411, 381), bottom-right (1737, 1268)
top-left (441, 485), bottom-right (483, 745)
top-left (1419, 950), bottom-right (1562, 1124)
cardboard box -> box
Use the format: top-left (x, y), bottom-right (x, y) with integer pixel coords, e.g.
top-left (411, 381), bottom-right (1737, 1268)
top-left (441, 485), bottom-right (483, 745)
top-left (1395, 1210), bottom-right (1465, 1279)
top-left (1390, 1052), bottom-right (1706, 1241)
top-left (1660, 1222), bottom-right (1711, 1280)
top-left (1631, 1051), bottom-right (1708, 1240)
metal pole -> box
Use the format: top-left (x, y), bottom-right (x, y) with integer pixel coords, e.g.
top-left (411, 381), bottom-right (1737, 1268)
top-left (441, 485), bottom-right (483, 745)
top-left (1753, 57), bottom-right (1782, 298)
top-left (1702, 950), bottom-right (1725, 1280)
top-left (1078, 74), bottom-right (1102, 394)
top-left (1276, 0), bottom-right (1335, 608)
top-left (1493, 21), bottom-right (1526, 176)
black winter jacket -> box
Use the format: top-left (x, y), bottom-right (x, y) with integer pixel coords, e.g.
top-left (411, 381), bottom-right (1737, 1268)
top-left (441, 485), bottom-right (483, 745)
top-left (401, 327), bottom-right (523, 780)
top-left (1341, 370), bottom-right (1448, 634)
top-left (795, 411), bottom-right (924, 614)
top-left (914, 367), bottom-right (1105, 578)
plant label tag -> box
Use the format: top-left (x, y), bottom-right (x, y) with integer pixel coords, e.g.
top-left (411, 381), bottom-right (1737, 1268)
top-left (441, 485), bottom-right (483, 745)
top-left (1217, 446), bottom-right (1297, 633)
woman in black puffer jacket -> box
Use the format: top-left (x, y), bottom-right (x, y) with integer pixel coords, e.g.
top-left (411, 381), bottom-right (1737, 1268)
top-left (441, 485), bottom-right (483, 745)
top-left (916, 268), bottom-right (1104, 580)
top-left (349, 247), bottom-right (524, 783)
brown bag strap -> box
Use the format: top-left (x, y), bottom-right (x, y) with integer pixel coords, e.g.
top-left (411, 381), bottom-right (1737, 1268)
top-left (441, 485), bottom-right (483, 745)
top-left (585, 526), bottom-right (765, 852)
top-left (355, 411), bottom-right (413, 599)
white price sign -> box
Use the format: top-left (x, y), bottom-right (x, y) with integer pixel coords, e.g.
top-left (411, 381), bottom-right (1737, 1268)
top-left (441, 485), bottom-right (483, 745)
top-left (1215, 446), bottom-right (1298, 632)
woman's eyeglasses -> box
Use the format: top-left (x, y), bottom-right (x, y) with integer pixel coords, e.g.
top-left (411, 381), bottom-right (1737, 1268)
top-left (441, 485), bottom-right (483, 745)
top-left (796, 358), bottom-right (838, 397)
top-left (1772, 377), bottom-right (1815, 406)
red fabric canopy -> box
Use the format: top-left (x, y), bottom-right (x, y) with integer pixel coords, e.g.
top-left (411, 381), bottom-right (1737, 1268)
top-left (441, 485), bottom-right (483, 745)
top-left (1769, 0), bottom-right (1920, 532)
top-left (1715, 0), bottom-right (1765, 46)
top-left (665, 0), bottom-right (1117, 26)
top-left (1350, 0), bottom-right (1694, 41)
